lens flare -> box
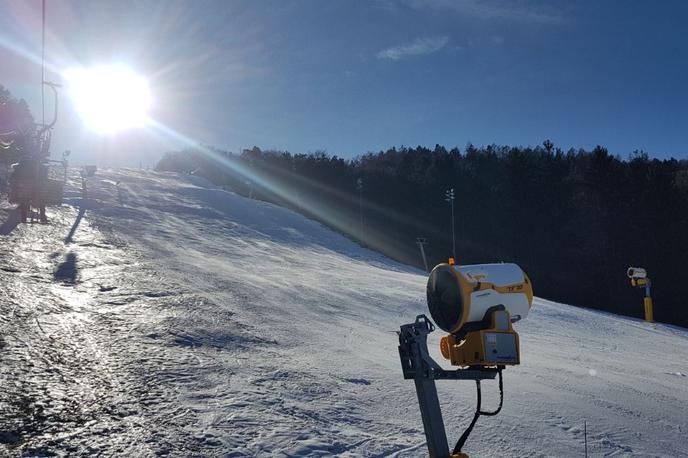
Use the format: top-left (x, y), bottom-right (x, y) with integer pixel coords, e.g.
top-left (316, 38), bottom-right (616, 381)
top-left (63, 65), bottom-right (152, 134)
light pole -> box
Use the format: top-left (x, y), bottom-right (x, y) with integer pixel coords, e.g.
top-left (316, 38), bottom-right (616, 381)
top-left (445, 188), bottom-right (455, 260)
top-left (416, 237), bottom-right (429, 272)
top-left (356, 178), bottom-right (364, 242)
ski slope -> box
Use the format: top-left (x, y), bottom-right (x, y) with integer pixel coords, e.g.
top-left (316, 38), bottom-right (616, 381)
top-left (1, 168), bottom-right (687, 457)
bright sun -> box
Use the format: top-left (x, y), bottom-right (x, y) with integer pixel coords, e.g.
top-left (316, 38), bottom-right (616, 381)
top-left (63, 65), bottom-right (152, 134)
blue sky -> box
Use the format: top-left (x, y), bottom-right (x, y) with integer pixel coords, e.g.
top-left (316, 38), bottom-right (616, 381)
top-left (1, 0), bottom-right (687, 165)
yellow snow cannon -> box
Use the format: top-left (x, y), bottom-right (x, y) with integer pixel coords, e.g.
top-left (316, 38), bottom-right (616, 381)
top-left (627, 266), bottom-right (647, 285)
top-left (427, 261), bottom-right (533, 367)
top-left (627, 267), bottom-right (654, 322)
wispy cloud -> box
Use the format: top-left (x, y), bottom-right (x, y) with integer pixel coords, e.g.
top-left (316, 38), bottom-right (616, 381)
top-left (377, 36), bottom-right (449, 60)
top-left (406, 0), bottom-right (564, 25)
top-left (490, 35), bottom-right (504, 46)
top-left (372, 0), bottom-right (400, 12)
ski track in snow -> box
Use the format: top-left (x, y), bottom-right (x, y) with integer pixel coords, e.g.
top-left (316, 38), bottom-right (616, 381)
top-left (1, 168), bottom-right (686, 457)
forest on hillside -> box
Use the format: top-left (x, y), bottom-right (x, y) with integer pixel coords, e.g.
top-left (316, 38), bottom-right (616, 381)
top-left (157, 144), bottom-right (688, 328)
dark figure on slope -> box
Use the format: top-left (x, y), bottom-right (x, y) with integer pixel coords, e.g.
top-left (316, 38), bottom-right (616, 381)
top-left (8, 156), bottom-right (51, 223)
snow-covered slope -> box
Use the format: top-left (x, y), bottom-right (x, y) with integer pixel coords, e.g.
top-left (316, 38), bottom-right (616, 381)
top-left (1, 169), bottom-right (686, 457)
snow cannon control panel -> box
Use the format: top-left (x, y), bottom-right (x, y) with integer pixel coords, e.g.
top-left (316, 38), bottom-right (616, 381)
top-left (398, 261), bottom-right (533, 457)
top-left (427, 262), bottom-right (532, 367)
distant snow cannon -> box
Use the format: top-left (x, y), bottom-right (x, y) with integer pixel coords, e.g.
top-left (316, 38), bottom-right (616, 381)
top-left (627, 267), bottom-right (653, 322)
top-left (427, 261), bottom-right (532, 366)
top-left (398, 259), bottom-right (533, 457)
top-left (627, 267), bottom-right (647, 280)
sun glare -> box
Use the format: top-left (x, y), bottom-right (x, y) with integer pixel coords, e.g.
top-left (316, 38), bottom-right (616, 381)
top-left (63, 65), bottom-right (152, 134)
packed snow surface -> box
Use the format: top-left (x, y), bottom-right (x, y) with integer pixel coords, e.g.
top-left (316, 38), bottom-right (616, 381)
top-left (1, 169), bottom-right (687, 457)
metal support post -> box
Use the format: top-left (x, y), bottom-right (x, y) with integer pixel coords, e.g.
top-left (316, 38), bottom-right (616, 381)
top-left (398, 315), bottom-right (498, 458)
top-left (644, 278), bottom-right (654, 322)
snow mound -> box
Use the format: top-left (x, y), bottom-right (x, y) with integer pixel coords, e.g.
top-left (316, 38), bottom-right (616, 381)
top-left (1, 168), bottom-right (686, 457)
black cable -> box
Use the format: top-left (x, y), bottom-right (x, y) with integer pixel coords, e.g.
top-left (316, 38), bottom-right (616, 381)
top-left (479, 368), bottom-right (503, 416)
top-left (453, 380), bottom-right (482, 454)
top-left (453, 369), bottom-right (503, 454)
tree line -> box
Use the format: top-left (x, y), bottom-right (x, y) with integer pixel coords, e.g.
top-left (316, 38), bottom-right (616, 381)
top-left (158, 143), bottom-right (688, 328)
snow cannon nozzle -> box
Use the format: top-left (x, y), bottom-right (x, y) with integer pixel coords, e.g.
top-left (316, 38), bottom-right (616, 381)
top-left (627, 266), bottom-right (647, 280)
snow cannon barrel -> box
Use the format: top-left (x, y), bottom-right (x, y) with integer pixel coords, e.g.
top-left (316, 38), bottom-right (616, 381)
top-left (426, 262), bottom-right (533, 334)
top-left (627, 267), bottom-right (647, 280)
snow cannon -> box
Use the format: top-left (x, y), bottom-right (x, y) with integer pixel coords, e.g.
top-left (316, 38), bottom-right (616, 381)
top-left (427, 262), bottom-right (533, 367)
top-left (627, 266), bottom-right (653, 322)
top-left (627, 267), bottom-right (647, 280)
